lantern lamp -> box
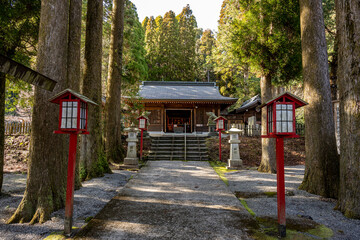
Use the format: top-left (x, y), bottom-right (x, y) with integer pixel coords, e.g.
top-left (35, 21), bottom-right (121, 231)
top-left (49, 89), bottom-right (97, 134)
top-left (260, 92), bottom-right (308, 138)
top-left (215, 116), bottom-right (227, 131)
top-left (137, 115), bottom-right (149, 130)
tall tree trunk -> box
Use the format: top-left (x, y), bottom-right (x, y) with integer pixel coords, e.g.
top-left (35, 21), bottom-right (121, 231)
top-left (329, 32), bottom-right (339, 101)
top-left (80, 0), bottom-right (110, 179)
top-left (105, 0), bottom-right (125, 164)
top-left (336, 0), bottom-right (360, 219)
top-left (8, 0), bottom-right (69, 224)
top-left (68, 0), bottom-right (83, 189)
top-left (298, 0), bottom-right (339, 198)
top-left (0, 73), bottom-right (5, 194)
top-left (258, 74), bottom-right (276, 173)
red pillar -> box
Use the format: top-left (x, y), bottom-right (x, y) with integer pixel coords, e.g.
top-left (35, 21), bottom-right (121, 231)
top-left (140, 129), bottom-right (144, 160)
top-left (276, 136), bottom-right (286, 237)
top-left (64, 133), bottom-right (78, 235)
top-left (219, 130), bottom-right (222, 161)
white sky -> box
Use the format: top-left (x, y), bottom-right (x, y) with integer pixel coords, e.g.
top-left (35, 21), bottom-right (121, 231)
top-left (131, 0), bottom-right (223, 32)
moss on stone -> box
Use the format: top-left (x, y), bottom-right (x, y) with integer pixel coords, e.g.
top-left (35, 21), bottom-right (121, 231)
top-left (307, 224), bottom-right (333, 238)
top-left (264, 192), bottom-right (277, 197)
top-left (209, 161), bottom-right (237, 186)
top-left (43, 232), bottom-right (66, 240)
top-left (240, 199), bottom-right (256, 217)
top-left (85, 216), bottom-right (93, 223)
top-left (235, 198), bottom-right (333, 239)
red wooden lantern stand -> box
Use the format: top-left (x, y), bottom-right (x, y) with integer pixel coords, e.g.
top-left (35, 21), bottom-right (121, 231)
top-left (259, 92), bottom-right (307, 238)
top-left (215, 116), bottom-right (227, 161)
top-left (49, 89), bottom-right (97, 235)
top-left (137, 115), bottom-right (148, 160)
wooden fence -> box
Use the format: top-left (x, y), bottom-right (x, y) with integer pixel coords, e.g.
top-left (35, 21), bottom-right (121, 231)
top-left (230, 123), bottom-right (305, 137)
top-left (5, 122), bottom-right (31, 135)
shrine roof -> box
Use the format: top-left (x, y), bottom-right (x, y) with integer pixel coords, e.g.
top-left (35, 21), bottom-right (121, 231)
top-left (137, 81), bottom-right (237, 103)
top-left (235, 95), bottom-right (261, 113)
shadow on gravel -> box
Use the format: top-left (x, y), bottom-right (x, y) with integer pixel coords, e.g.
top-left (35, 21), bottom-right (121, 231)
top-left (76, 196), bottom-right (257, 239)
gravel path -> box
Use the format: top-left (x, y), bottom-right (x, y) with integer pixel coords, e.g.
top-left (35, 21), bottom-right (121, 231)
top-left (226, 165), bottom-right (360, 240)
top-left (0, 170), bottom-right (134, 240)
top-left (76, 161), bottom-right (254, 240)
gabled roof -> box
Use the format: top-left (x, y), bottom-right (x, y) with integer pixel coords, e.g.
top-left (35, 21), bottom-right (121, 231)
top-left (49, 89), bottom-right (98, 105)
top-left (236, 95), bottom-right (261, 113)
top-left (259, 92), bottom-right (308, 109)
top-left (138, 81), bottom-right (237, 103)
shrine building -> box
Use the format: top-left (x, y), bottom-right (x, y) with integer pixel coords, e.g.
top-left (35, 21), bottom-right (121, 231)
top-left (136, 81), bottom-right (237, 133)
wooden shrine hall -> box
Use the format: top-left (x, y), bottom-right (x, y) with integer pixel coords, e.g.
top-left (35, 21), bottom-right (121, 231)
top-left (135, 81), bottom-right (237, 133)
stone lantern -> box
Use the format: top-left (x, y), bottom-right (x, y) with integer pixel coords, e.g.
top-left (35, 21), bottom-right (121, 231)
top-left (227, 124), bottom-right (243, 169)
top-left (124, 126), bottom-right (139, 168)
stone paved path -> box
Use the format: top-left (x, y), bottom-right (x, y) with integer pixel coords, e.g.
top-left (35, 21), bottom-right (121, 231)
top-left (76, 161), bottom-right (254, 240)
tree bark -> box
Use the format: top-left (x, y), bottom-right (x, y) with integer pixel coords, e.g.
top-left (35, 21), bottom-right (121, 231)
top-left (298, 0), bottom-right (339, 198)
top-left (8, 0), bottom-right (69, 224)
top-left (67, 0), bottom-right (83, 189)
top-left (105, 0), bottom-right (125, 164)
top-left (0, 73), bottom-right (5, 194)
top-left (336, 0), bottom-right (360, 218)
top-left (80, 0), bottom-right (110, 179)
top-left (258, 74), bottom-right (276, 173)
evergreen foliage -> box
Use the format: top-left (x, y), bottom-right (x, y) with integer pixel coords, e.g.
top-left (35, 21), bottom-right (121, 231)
top-left (230, 0), bottom-right (302, 84)
top-left (176, 4), bottom-right (198, 81)
top-left (122, 0), bottom-right (148, 89)
top-left (158, 10), bottom-right (180, 81)
top-left (196, 29), bottom-right (216, 82)
top-left (143, 5), bottom-right (200, 82)
top-left (0, 0), bottom-right (41, 115)
top-left (211, 0), bottom-right (260, 100)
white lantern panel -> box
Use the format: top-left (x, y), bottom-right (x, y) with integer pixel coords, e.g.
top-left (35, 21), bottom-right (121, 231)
top-left (61, 101), bottom-right (78, 129)
top-left (72, 102), bottom-right (78, 118)
top-left (72, 119), bottom-right (77, 127)
top-left (61, 119), bottom-right (66, 128)
top-left (276, 122), bottom-right (282, 132)
top-left (80, 102), bottom-right (87, 129)
top-left (218, 120), bottom-right (224, 129)
top-left (67, 105), bottom-right (72, 117)
top-left (287, 110), bottom-right (293, 120)
top-left (275, 104), bottom-right (294, 133)
top-left (139, 119), bottom-right (146, 129)
top-left (62, 102), bottom-right (67, 117)
top-left (288, 122), bottom-right (293, 132)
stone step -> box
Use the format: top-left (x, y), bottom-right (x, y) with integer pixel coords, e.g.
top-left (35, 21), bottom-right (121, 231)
top-left (147, 156), bottom-right (209, 161)
top-left (152, 141), bottom-right (207, 144)
top-left (150, 150), bottom-right (208, 154)
top-left (150, 145), bottom-right (207, 149)
top-left (151, 143), bottom-right (207, 147)
top-left (149, 136), bottom-right (209, 161)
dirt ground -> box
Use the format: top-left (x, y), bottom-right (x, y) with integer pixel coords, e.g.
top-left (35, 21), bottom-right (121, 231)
top-left (4, 135), bottom-right (29, 173)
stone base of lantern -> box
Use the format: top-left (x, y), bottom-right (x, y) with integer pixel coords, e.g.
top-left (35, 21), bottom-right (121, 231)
top-left (123, 157), bottom-right (139, 168)
top-left (226, 159), bottom-right (243, 170)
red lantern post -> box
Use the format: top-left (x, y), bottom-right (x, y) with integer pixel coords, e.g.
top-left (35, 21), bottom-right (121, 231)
top-left (215, 116), bottom-right (227, 161)
top-left (137, 115), bottom-right (148, 160)
top-left (49, 89), bottom-right (97, 235)
top-left (259, 92), bottom-right (307, 238)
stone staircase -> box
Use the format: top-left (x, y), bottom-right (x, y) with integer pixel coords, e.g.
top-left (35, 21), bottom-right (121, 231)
top-left (148, 135), bottom-right (209, 161)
